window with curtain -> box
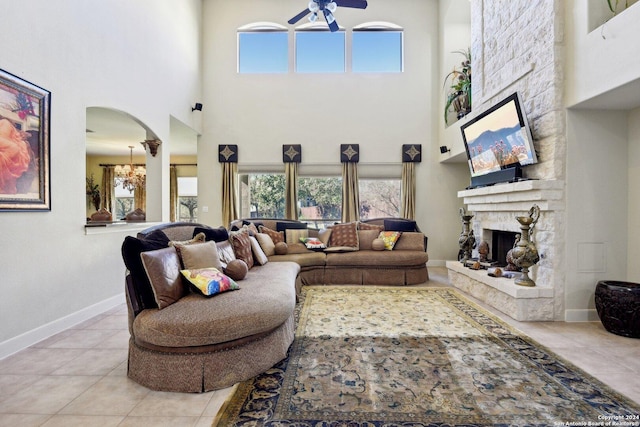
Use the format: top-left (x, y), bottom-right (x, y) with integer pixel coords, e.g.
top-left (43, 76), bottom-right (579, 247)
top-left (298, 176), bottom-right (342, 228)
top-left (358, 178), bottom-right (401, 219)
top-left (239, 173), bottom-right (286, 218)
top-left (114, 179), bottom-right (134, 220)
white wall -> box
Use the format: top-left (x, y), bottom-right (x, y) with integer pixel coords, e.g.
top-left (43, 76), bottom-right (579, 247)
top-left (627, 107), bottom-right (640, 281)
top-left (565, 110), bottom-right (629, 320)
top-left (198, 0), bottom-right (469, 262)
top-left (0, 0), bottom-right (201, 356)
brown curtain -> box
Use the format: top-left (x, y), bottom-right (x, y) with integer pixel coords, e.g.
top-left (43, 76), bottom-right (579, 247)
top-left (341, 162), bottom-right (360, 223)
top-left (401, 162), bottom-right (416, 220)
top-left (285, 162), bottom-right (299, 220)
top-left (170, 165), bottom-right (178, 222)
top-left (100, 166), bottom-right (115, 214)
top-left (134, 184), bottom-right (146, 212)
top-left (222, 162), bottom-right (238, 227)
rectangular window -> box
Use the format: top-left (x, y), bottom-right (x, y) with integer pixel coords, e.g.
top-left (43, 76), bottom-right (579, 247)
top-left (238, 31), bottom-right (288, 73)
top-left (295, 31), bottom-right (345, 73)
top-left (240, 174), bottom-right (286, 219)
top-left (352, 31), bottom-right (403, 73)
top-left (358, 179), bottom-right (401, 219)
top-left (298, 176), bottom-right (342, 228)
top-left (114, 178), bottom-right (134, 220)
top-left (178, 177), bottom-right (198, 222)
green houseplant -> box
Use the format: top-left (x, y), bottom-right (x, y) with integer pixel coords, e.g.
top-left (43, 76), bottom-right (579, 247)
top-left (443, 48), bottom-right (472, 125)
top-left (86, 173), bottom-right (101, 211)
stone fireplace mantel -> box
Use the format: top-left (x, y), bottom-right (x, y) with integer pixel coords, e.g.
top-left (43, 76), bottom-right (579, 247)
top-left (448, 180), bottom-right (565, 321)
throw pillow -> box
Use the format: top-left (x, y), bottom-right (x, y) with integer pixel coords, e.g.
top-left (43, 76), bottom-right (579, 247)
top-left (383, 219), bottom-right (417, 232)
top-left (302, 237), bottom-right (327, 251)
top-left (318, 228), bottom-right (332, 246)
top-left (230, 230), bottom-right (255, 269)
top-left (216, 241), bottom-right (236, 268)
top-left (259, 225), bottom-right (285, 244)
top-left (378, 231), bottom-right (402, 250)
top-left (121, 231), bottom-right (170, 310)
top-left (180, 267), bottom-right (239, 297)
top-left (140, 247), bottom-right (184, 309)
top-left (274, 241), bottom-right (288, 255)
top-left (179, 241), bottom-right (224, 271)
top-left (255, 233), bottom-right (275, 256)
top-left (249, 236), bottom-right (269, 265)
top-left (285, 228), bottom-right (309, 244)
top-left (242, 220), bottom-right (260, 236)
top-left (224, 259), bottom-right (248, 281)
top-left (193, 226), bottom-right (229, 243)
top-left (328, 222), bottom-right (359, 249)
top-left (169, 232), bottom-right (206, 247)
top-left (371, 238), bottom-right (386, 251)
top-left (276, 221), bottom-right (308, 232)
top-left (358, 222), bottom-right (384, 232)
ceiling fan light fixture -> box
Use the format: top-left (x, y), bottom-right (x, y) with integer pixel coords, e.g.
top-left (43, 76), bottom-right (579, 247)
top-left (309, 12), bottom-right (318, 22)
top-left (325, 11), bottom-right (335, 24)
top-left (326, 2), bottom-right (337, 13)
top-left (308, 1), bottom-right (319, 13)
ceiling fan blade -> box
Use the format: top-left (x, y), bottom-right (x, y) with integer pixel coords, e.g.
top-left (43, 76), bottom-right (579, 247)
top-left (288, 8), bottom-right (311, 24)
top-left (324, 9), bottom-right (340, 32)
top-left (335, 0), bottom-right (368, 9)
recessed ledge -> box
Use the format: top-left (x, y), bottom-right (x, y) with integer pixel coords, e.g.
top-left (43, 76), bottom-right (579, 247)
top-left (84, 221), bottom-right (161, 235)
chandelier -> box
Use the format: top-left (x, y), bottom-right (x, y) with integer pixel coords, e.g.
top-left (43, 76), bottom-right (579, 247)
top-left (114, 146), bottom-right (146, 192)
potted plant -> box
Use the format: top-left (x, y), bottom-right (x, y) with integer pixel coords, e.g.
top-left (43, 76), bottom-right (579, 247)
top-left (86, 173), bottom-right (101, 211)
top-left (443, 48), bottom-right (472, 125)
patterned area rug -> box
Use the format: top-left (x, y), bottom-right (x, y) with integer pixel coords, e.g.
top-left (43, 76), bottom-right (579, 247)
top-left (214, 286), bottom-right (640, 426)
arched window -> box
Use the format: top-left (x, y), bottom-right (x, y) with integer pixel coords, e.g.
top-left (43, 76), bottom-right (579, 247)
top-left (352, 22), bottom-right (403, 73)
top-left (237, 22), bottom-right (288, 73)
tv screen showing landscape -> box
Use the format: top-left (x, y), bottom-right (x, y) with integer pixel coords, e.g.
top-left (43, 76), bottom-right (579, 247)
top-left (461, 92), bottom-right (537, 178)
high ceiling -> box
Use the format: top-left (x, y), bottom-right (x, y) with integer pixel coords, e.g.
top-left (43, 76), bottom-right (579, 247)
top-left (85, 108), bottom-right (197, 157)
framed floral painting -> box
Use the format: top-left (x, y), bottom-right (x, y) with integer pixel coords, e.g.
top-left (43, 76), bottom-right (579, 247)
top-left (0, 69), bottom-right (50, 211)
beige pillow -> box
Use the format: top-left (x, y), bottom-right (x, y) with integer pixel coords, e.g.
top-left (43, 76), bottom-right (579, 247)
top-left (285, 228), bottom-right (309, 244)
top-left (140, 247), bottom-right (184, 309)
top-left (255, 233), bottom-right (275, 256)
top-left (318, 228), bottom-right (332, 246)
top-left (179, 241), bottom-right (223, 270)
top-left (249, 236), bottom-right (269, 265)
top-left (216, 241), bottom-right (236, 268)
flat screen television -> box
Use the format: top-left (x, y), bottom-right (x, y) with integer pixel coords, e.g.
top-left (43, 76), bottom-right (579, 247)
top-left (460, 92), bottom-right (537, 187)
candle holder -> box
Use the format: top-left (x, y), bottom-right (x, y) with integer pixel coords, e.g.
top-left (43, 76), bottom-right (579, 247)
top-left (458, 207), bottom-right (476, 264)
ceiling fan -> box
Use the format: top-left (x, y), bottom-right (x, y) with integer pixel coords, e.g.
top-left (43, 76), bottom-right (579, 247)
top-left (288, 0), bottom-right (368, 32)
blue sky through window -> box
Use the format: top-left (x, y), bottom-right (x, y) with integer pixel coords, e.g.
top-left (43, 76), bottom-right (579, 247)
top-left (353, 31), bottom-right (403, 73)
top-left (238, 32), bottom-right (288, 73)
top-left (296, 31), bottom-right (345, 73)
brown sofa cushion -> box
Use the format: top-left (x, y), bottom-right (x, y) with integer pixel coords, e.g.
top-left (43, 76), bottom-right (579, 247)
top-left (141, 247), bottom-right (185, 309)
top-left (132, 262), bottom-right (299, 348)
top-left (325, 250), bottom-right (428, 267)
top-left (230, 230), bottom-right (254, 269)
top-left (328, 222), bottom-right (359, 249)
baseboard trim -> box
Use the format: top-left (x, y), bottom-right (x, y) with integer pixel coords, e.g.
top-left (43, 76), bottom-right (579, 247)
top-left (0, 293), bottom-right (125, 360)
top-left (565, 308), bottom-right (600, 322)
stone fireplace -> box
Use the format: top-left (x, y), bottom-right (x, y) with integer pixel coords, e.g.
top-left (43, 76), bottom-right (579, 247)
top-left (446, 180), bottom-right (564, 321)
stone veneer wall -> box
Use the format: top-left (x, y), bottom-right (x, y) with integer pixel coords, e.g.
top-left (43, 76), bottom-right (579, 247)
top-left (463, 0), bottom-right (567, 320)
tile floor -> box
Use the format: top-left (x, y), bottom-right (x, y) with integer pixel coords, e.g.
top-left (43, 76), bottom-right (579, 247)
top-left (0, 267), bottom-right (638, 426)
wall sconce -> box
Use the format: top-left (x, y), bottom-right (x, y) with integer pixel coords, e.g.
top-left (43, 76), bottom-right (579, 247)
top-left (192, 103), bottom-right (203, 111)
top-left (439, 145), bottom-right (450, 154)
top-left (141, 139), bottom-right (162, 157)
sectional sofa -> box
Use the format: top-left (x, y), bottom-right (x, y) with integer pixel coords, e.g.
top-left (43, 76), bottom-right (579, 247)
top-left (121, 219), bottom-right (429, 392)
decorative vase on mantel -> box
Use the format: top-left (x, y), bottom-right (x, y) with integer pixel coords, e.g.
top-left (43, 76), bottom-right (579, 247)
top-left (458, 207), bottom-right (476, 264)
top-left (511, 205), bottom-right (541, 287)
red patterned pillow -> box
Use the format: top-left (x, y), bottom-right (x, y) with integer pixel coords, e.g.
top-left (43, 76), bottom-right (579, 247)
top-left (259, 225), bottom-right (285, 244)
top-left (328, 222), bottom-right (359, 249)
top-left (230, 231), bottom-right (254, 269)
top-left (358, 222), bottom-right (384, 232)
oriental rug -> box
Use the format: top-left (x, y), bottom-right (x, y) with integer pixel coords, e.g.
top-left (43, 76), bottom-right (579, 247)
top-left (214, 286), bottom-right (640, 426)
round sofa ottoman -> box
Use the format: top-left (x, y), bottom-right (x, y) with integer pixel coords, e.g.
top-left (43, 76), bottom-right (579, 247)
top-left (595, 280), bottom-right (640, 338)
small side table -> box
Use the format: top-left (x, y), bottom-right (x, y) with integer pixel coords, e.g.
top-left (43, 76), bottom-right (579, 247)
top-left (595, 280), bottom-right (640, 338)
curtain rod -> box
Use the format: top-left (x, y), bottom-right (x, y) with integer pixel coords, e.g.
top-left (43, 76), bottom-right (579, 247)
top-left (99, 163), bottom-right (198, 167)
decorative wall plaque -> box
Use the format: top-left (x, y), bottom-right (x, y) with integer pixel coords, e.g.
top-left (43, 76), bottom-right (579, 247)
top-left (218, 145), bottom-right (238, 163)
